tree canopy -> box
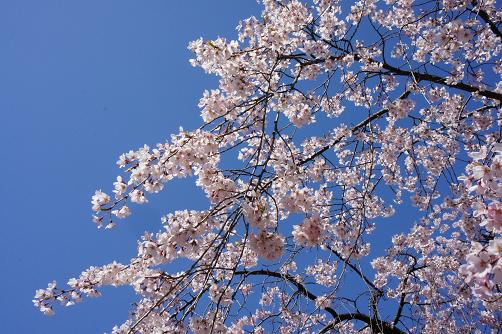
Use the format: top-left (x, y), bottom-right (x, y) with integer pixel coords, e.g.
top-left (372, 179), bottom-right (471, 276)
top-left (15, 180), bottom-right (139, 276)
top-left (34, 0), bottom-right (501, 333)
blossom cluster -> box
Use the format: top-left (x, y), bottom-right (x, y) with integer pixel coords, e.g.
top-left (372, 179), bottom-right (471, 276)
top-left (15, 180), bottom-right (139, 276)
top-left (249, 230), bottom-right (284, 261)
top-left (459, 144), bottom-right (502, 301)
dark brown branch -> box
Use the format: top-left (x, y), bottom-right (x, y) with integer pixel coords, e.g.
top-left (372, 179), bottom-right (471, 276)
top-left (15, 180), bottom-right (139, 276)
top-left (300, 91), bottom-right (411, 166)
top-left (471, 1), bottom-right (502, 38)
top-left (327, 245), bottom-right (382, 293)
top-left (235, 269), bottom-right (405, 334)
top-left (380, 62), bottom-right (502, 101)
top-left (319, 313), bottom-right (405, 334)
top-left (280, 40), bottom-right (502, 101)
top-left (392, 278), bottom-right (408, 327)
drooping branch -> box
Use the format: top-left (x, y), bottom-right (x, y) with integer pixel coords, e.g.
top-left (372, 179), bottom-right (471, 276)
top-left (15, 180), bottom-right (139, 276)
top-left (235, 269), bottom-right (405, 334)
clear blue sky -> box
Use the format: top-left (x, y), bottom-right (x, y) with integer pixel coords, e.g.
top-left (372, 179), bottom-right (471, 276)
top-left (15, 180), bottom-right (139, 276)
top-left (0, 1), bottom-right (259, 332)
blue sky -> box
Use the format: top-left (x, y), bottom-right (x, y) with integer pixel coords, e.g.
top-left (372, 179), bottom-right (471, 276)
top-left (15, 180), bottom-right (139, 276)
top-left (0, 1), bottom-right (259, 332)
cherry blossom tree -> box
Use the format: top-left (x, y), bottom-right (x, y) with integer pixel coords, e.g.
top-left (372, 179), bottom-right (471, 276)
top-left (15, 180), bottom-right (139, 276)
top-left (34, 0), bottom-right (502, 333)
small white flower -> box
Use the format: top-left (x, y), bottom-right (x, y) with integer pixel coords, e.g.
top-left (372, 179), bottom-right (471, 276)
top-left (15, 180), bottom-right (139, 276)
top-left (130, 189), bottom-right (148, 204)
top-left (112, 205), bottom-right (131, 219)
top-left (91, 190), bottom-right (110, 212)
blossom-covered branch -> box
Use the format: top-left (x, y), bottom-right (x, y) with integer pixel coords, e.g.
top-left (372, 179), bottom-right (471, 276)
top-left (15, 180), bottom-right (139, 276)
top-left (35, 0), bottom-right (501, 333)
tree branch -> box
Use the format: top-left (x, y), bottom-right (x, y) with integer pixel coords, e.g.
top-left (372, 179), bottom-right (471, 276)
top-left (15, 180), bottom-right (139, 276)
top-left (327, 245), bottom-right (382, 293)
top-left (300, 91), bottom-right (411, 166)
top-left (380, 62), bottom-right (502, 101)
top-left (235, 269), bottom-right (405, 334)
top-left (471, 1), bottom-right (502, 38)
